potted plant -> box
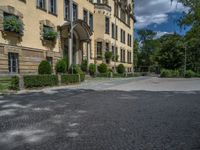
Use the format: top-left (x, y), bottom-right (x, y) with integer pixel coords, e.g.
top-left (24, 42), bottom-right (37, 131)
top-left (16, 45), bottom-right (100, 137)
top-left (3, 15), bottom-right (24, 35)
top-left (104, 51), bottom-right (112, 64)
top-left (43, 26), bottom-right (57, 41)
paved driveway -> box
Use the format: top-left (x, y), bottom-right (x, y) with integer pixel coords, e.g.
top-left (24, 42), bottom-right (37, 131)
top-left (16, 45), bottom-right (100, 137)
top-left (0, 77), bottom-right (200, 150)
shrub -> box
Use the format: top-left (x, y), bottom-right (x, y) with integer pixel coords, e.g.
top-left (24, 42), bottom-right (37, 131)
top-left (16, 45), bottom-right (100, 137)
top-left (9, 76), bottom-right (19, 90)
top-left (185, 70), bottom-right (196, 78)
top-left (81, 60), bottom-right (88, 72)
top-left (160, 69), bottom-right (180, 78)
top-left (61, 74), bottom-right (79, 84)
top-left (89, 63), bottom-right (96, 76)
top-left (160, 69), bottom-right (170, 77)
top-left (3, 15), bottom-right (24, 34)
top-left (112, 55), bottom-right (119, 62)
top-left (24, 75), bottom-right (58, 88)
top-left (69, 65), bottom-right (83, 74)
top-left (96, 73), bottom-right (111, 78)
top-left (38, 60), bottom-right (52, 75)
top-left (98, 63), bottom-right (108, 73)
top-left (117, 64), bottom-right (125, 74)
top-left (105, 51), bottom-right (112, 63)
top-left (43, 26), bottom-right (57, 41)
top-left (56, 59), bottom-right (67, 73)
top-left (113, 73), bottom-right (125, 78)
top-left (80, 73), bottom-right (86, 82)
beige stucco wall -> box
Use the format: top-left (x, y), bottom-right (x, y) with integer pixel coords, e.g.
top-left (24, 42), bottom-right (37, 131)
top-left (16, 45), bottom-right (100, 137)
top-left (93, 0), bottom-right (134, 71)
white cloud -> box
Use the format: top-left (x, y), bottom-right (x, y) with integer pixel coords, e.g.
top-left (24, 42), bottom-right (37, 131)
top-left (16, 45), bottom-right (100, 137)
top-left (155, 31), bottom-right (173, 38)
top-left (135, 0), bottom-right (187, 29)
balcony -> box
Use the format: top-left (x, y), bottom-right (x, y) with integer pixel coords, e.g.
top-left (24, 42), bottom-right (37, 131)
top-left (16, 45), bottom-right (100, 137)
top-left (94, 3), bottom-right (111, 12)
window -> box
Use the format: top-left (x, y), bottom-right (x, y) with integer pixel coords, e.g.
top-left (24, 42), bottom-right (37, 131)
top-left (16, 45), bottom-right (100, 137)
top-left (127, 34), bottom-right (132, 47)
top-left (112, 46), bottom-right (115, 54)
top-left (112, 23), bottom-right (115, 38)
top-left (89, 13), bottom-right (93, 31)
top-left (127, 52), bottom-right (132, 64)
top-left (106, 43), bottom-right (109, 52)
top-left (83, 9), bottom-right (88, 24)
top-left (49, 0), bottom-right (57, 14)
top-left (120, 49), bottom-right (123, 62)
top-left (115, 25), bottom-right (118, 40)
top-left (8, 53), bottom-right (19, 74)
top-left (73, 3), bottom-right (78, 21)
top-left (97, 42), bottom-right (102, 59)
top-left (105, 17), bottom-right (110, 34)
top-left (37, 0), bottom-right (46, 10)
top-left (127, 15), bottom-right (130, 26)
top-left (120, 29), bottom-right (126, 44)
top-left (64, 0), bottom-right (70, 20)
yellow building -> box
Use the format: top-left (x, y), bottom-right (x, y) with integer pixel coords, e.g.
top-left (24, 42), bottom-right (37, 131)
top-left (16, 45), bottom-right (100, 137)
top-left (0, 0), bottom-right (134, 75)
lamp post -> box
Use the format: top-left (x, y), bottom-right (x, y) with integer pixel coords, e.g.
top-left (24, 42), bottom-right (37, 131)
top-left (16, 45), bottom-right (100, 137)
top-left (184, 44), bottom-right (187, 77)
top-left (68, 0), bottom-right (73, 69)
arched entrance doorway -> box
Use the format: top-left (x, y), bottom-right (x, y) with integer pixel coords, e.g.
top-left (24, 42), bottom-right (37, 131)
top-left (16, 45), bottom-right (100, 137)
top-left (59, 19), bottom-right (92, 66)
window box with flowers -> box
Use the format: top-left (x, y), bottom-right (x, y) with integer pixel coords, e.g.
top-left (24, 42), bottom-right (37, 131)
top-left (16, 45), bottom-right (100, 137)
top-left (3, 15), bottom-right (24, 36)
top-left (43, 26), bottom-right (57, 41)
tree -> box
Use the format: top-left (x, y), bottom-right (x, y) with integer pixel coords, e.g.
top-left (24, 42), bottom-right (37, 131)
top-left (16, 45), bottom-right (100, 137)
top-left (137, 29), bottom-right (157, 42)
top-left (158, 34), bottom-right (184, 70)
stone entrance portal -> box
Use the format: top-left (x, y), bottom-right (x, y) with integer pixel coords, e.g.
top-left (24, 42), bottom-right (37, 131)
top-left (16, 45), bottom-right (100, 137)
top-left (59, 19), bottom-right (92, 66)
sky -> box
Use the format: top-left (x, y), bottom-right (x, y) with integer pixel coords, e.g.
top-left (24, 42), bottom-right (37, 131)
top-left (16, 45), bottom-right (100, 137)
top-left (134, 0), bottom-right (190, 39)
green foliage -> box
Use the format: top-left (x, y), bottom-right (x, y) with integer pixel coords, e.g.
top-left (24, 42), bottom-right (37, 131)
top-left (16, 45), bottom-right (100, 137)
top-left (61, 74), bottom-right (79, 84)
top-left (105, 51), bottom-right (112, 63)
top-left (3, 15), bottom-right (24, 34)
top-left (38, 60), bottom-right (52, 75)
top-left (69, 65), bottom-right (83, 74)
top-left (158, 34), bottom-right (184, 70)
top-left (185, 70), bottom-right (196, 78)
top-left (55, 59), bottom-right (68, 73)
top-left (24, 75), bottom-right (58, 88)
top-left (80, 73), bottom-right (86, 82)
top-left (81, 60), bottom-right (88, 72)
top-left (9, 76), bottom-right (19, 90)
top-left (98, 63), bottom-right (108, 73)
top-left (112, 55), bottom-right (119, 62)
top-left (137, 29), bottom-right (157, 42)
top-left (43, 26), bottom-right (57, 40)
top-left (113, 73), bottom-right (125, 78)
top-left (96, 72), bottom-right (112, 78)
top-left (89, 63), bottom-right (96, 76)
top-left (160, 69), bottom-right (180, 78)
top-left (117, 64), bottom-right (125, 74)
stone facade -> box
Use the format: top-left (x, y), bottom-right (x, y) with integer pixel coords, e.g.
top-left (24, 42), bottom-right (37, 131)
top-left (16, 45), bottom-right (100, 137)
top-left (0, 0), bottom-right (134, 75)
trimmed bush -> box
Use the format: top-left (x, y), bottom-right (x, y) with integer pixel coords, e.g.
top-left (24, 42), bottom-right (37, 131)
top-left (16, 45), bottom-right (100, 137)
top-left (81, 60), bottom-right (88, 72)
top-left (113, 73), bottom-right (125, 78)
top-left (89, 63), bottom-right (96, 76)
top-left (38, 60), bottom-right (52, 75)
top-left (117, 64), bottom-right (125, 74)
top-left (105, 51), bottom-right (112, 63)
top-left (96, 72), bottom-right (111, 78)
top-left (9, 76), bottom-right (19, 90)
top-left (56, 59), bottom-right (67, 73)
top-left (80, 73), bottom-right (86, 82)
top-left (185, 70), bottom-right (196, 78)
top-left (98, 63), bottom-right (108, 73)
top-left (61, 74), bottom-right (79, 84)
top-left (24, 75), bottom-right (58, 88)
top-left (69, 65), bottom-right (83, 74)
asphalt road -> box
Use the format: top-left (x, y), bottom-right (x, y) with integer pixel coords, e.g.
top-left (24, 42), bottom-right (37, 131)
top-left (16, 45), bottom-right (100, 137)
top-left (0, 77), bottom-right (200, 150)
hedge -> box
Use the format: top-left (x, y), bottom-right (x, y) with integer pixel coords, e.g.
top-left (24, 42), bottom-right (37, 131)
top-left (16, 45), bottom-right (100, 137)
top-left (61, 74), bottom-right (79, 84)
top-left (80, 73), bottom-right (86, 82)
top-left (10, 76), bottom-right (19, 90)
top-left (113, 73), bottom-right (126, 78)
top-left (96, 72), bottom-right (112, 78)
top-left (24, 75), bottom-right (58, 88)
